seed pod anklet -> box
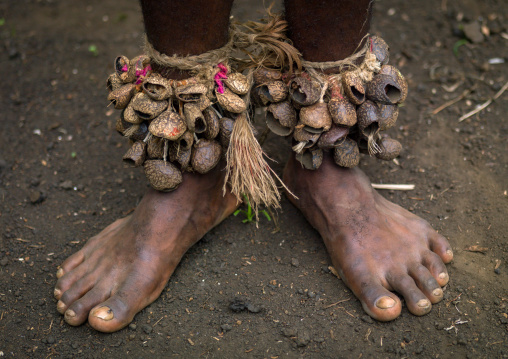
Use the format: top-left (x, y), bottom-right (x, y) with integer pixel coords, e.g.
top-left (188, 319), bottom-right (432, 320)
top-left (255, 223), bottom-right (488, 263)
top-left (256, 34), bottom-right (408, 170)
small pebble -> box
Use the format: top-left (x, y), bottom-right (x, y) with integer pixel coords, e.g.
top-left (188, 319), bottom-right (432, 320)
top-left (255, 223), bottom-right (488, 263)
top-left (307, 291), bottom-right (316, 298)
top-left (129, 324), bottom-right (137, 330)
top-left (0, 258), bottom-right (8, 266)
top-left (29, 190), bottom-right (44, 204)
top-left (221, 324), bottom-right (232, 332)
top-left (141, 324), bottom-right (152, 334)
top-left (296, 331), bottom-right (310, 347)
top-left (282, 328), bottom-right (297, 337)
top-left (59, 180), bottom-right (73, 190)
top-left (46, 336), bottom-right (55, 344)
top-left (291, 258), bottom-right (299, 267)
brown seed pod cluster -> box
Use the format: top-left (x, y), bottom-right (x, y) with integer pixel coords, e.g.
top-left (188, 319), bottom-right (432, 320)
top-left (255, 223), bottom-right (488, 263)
top-left (108, 56), bottom-right (251, 191)
top-left (258, 36), bottom-right (406, 170)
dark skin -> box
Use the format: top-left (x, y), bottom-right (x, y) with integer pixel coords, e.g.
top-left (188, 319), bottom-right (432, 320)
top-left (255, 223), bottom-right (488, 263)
top-left (54, 0), bottom-right (236, 333)
top-left (283, 0), bottom-right (452, 320)
top-left (55, 0), bottom-right (453, 332)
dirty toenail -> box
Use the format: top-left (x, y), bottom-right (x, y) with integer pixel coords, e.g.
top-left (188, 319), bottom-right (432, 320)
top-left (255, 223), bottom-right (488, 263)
top-left (417, 299), bottom-right (430, 308)
top-left (446, 249), bottom-right (453, 258)
top-left (438, 272), bottom-right (447, 280)
top-left (432, 288), bottom-right (443, 297)
top-left (65, 309), bottom-right (76, 319)
top-left (376, 296), bottom-right (396, 309)
top-left (54, 289), bottom-right (61, 299)
top-left (92, 306), bottom-right (114, 321)
top-left (57, 300), bottom-right (66, 313)
top-left (56, 268), bottom-right (64, 278)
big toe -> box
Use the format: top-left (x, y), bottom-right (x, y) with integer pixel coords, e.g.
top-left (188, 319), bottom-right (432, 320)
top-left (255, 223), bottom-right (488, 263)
top-left (89, 297), bottom-right (137, 333)
top-left (351, 274), bottom-right (402, 321)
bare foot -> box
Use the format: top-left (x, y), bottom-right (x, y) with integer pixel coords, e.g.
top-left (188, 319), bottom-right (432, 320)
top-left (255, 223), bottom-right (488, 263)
top-left (283, 153), bottom-right (453, 321)
top-left (54, 164), bottom-right (237, 332)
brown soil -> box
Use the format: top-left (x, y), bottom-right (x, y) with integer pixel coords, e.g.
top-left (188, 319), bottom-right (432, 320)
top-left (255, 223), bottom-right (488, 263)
top-left (0, 0), bottom-right (507, 358)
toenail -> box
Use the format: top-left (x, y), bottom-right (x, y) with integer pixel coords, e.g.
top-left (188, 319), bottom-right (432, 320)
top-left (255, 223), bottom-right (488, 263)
top-left (56, 268), bottom-right (64, 278)
top-left (438, 272), bottom-right (447, 280)
top-left (65, 309), bottom-right (76, 319)
top-left (92, 306), bottom-right (114, 321)
top-left (57, 300), bottom-right (66, 313)
top-left (417, 299), bottom-right (430, 308)
top-left (432, 288), bottom-right (443, 297)
top-left (446, 249), bottom-right (453, 258)
top-left (54, 289), bottom-right (61, 299)
top-left (376, 296), bottom-right (396, 309)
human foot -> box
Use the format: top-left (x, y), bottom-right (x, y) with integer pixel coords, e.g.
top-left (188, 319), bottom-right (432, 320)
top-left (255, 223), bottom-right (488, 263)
top-left (283, 153), bottom-right (453, 321)
top-left (54, 165), bottom-right (238, 332)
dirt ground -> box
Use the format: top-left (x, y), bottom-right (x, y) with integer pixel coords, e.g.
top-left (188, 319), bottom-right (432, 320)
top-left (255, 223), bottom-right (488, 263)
top-left (0, 0), bottom-right (507, 358)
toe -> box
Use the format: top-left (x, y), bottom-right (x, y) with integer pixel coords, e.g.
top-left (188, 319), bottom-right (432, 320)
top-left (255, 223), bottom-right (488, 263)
top-left (345, 270), bottom-right (402, 321)
top-left (88, 272), bottom-right (164, 332)
top-left (428, 232), bottom-right (453, 263)
top-left (387, 273), bottom-right (432, 316)
top-left (422, 252), bottom-right (450, 287)
top-left (56, 275), bottom-right (95, 314)
top-left (57, 250), bottom-right (85, 278)
top-left (64, 284), bottom-right (111, 326)
top-left (409, 265), bottom-right (444, 304)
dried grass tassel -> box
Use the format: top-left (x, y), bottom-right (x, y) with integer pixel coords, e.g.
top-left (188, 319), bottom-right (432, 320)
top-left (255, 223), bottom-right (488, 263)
top-left (223, 111), bottom-right (283, 218)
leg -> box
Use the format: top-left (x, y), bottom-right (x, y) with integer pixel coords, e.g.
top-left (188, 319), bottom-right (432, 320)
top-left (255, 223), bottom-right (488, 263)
top-left (283, 0), bottom-right (453, 321)
top-left (54, 0), bottom-right (235, 333)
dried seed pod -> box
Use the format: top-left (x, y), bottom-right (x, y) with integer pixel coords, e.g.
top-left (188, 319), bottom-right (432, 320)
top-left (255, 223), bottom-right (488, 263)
top-left (107, 73), bottom-right (123, 92)
top-left (333, 137), bottom-right (360, 168)
top-left (377, 104), bottom-right (399, 131)
top-left (257, 81), bottom-right (288, 104)
top-left (131, 55), bottom-right (151, 75)
top-left (366, 74), bottom-right (404, 104)
top-left (253, 67), bottom-right (282, 84)
top-left (116, 117), bottom-right (149, 141)
top-left (147, 137), bottom-right (165, 159)
top-left (168, 142), bottom-right (192, 170)
top-left (370, 36), bottom-right (390, 65)
top-left (296, 147), bottom-right (323, 170)
top-left (123, 141), bottom-right (147, 167)
top-left (144, 159), bottom-right (183, 192)
top-left (251, 86), bottom-right (269, 107)
top-left (266, 101), bottom-right (297, 136)
top-left (219, 117), bottom-right (235, 147)
top-left (342, 72), bottom-right (366, 105)
top-left (224, 72), bottom-right (250, 95)
top-left (149, 109), bottom-right (186, 140)
top-left (176, 131), bottom-right (194, 152)
top-left (122, 103), bottom-right (143, 125)
top-left (114, 56), bottom-right (135, 83)
top-left (216, 88), bottom-right (247, 113)
top-left (108, 83), bottom-right (136, 109)
top-left (293, 126), bottom-right (321, 149)
top-left (327, 97), bottom-right (357, 127)
top-left (299, 102), bottom-right (332, 134)
top-left (142, 73), bottom-right (173, 100)
top-left (183, 103), bottom-right (207, 134)
top-left (357, 100), bottom-right (380, 134)
top-left (203, 107), bottom-right (220, 140)
top-left (131, 92), bottom-right (168, 120)
top-left (197, 95), bottom-right (212, 111)
top-left (317, 125), bottom-right (349, 149)
top-left (288, 77), bottom-right (321, 106)
top-left (378, 65), bottom-right (408, 103)
top-left (175, 83), bottom-right (208, 102)
top-left (191, 139), bottom-right (222, 174)
top-left (376, 137), bottom-right (402, 161)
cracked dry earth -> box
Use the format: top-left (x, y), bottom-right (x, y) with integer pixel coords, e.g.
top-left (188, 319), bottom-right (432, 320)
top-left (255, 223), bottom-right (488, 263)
top-left (0, 0), bottom-right (507, 358)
